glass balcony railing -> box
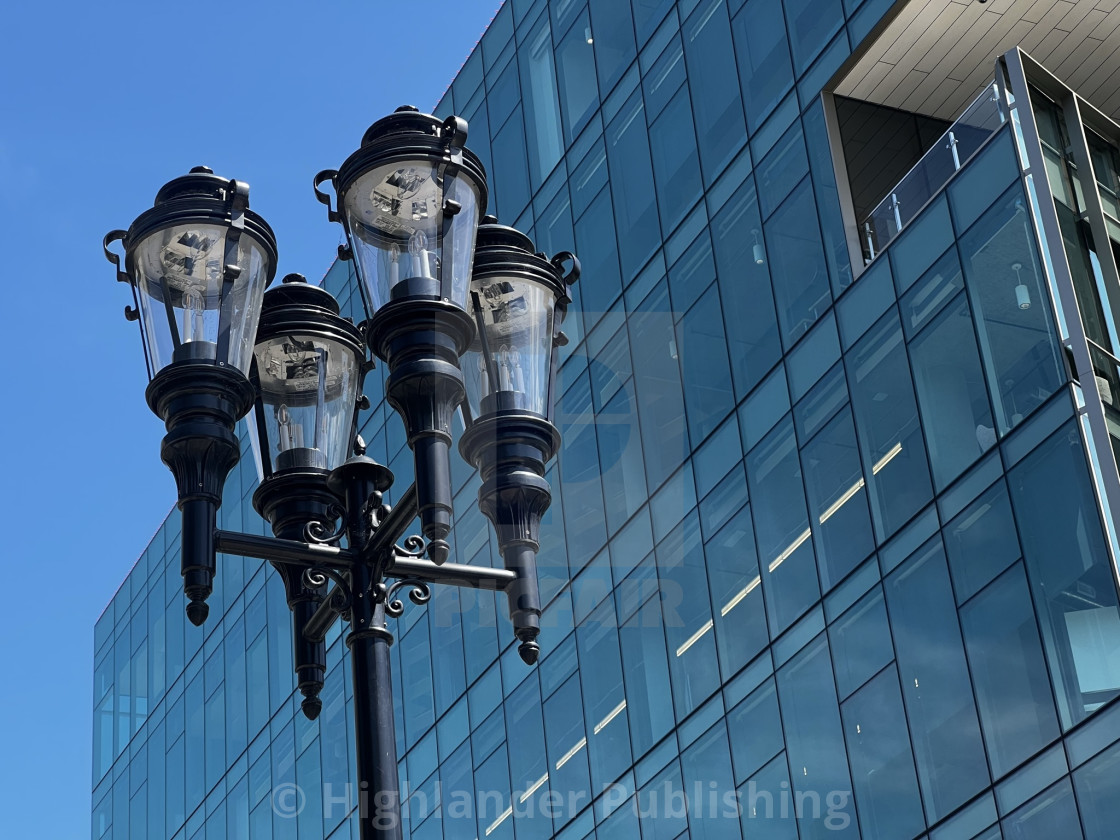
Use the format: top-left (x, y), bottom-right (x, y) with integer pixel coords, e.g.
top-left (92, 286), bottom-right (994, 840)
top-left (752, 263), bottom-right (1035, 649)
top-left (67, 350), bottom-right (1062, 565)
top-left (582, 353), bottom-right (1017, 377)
top-left (863, 82), bottom-right (1007, 262)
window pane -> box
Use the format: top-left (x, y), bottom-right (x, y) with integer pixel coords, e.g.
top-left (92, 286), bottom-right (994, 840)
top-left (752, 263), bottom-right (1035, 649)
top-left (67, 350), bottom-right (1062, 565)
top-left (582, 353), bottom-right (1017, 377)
top-left (658, 513), bottom-right (720, 717)
top-left (841, 666), bottom-right (925, 840)
top-left (555, 11), bottom-right (599, 145)
top-left (712, 179), bottom-right (782, 398)
top-left (731, 0), bottom-right (793, 131)
top-left (681, 721), bottom-right (740, 840)
top-left (577, 600), bottom-right (632, 791)
top-left (960, 564), bottom-right (1060, 779)
top-left (765, 179), bottom-right (831, 348)
top-left (683, 0), bottom-right (746, 181)
top-left (944, 479), bottom-right (1021, 604)
top-left (575, 188), bottom-right (623, 316)
top-left (520, 16), bottom-right (566, 185)
top-left (885, 539), bottom-right (989, 821)
top-left (597, 383), bottom-right (647, 534)
top-left (588, 0), bottom-right (637, 97)
top-left (727, 679), bottom-right (784, 783)
top-left (490, 108), bottom-right (532, 222)
top-left (607, 91), bottom-right (661, 279)
top-left (782, 0), bottom-right (844, 73)
top-left (740, 753), bottom-right (800, 838)
top-left (1001, 779), bottom-right (1083, 840)
top-left (677, 286), bottom-right (735, 441)
top-left (909, 292), bottom-right (996, 489)
top-left (1073, 740), bottom-right (1120, 840)
top-left (558, 371), bottom-right (608, 561)
top-left (706, 505), bottom-right (767, 676)
top-left (848, 310), bottom-right (934, 540)
top-left (649, 86), bottom-right (704, 233)
top-left (620, 596), bottom-right (675, 756)
top-left (959, 186), bottom-right (1065, 434)
top-left (748, 416), bottom-right (819, 634)
top-left (1010, 422), bottom-right (1120, 728)
top-left (776, 636), bottom-right (858, 840)
top-left (801, 407), bottom-right (874, 590)
top-left (830, 586), bottom-right (893, 699)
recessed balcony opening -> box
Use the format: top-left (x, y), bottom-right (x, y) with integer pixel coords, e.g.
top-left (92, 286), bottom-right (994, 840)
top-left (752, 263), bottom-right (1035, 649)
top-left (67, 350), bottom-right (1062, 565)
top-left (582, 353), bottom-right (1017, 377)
top-left (826, 0), bottom-right (1120, 273)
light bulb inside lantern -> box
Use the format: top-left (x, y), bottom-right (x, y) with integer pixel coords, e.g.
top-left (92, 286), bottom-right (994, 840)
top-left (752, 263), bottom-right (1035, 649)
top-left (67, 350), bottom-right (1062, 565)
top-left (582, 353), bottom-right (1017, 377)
top-left (180, 286), bottom-right (206, 343)
top-left (408, 229), bottom-right (432, 279)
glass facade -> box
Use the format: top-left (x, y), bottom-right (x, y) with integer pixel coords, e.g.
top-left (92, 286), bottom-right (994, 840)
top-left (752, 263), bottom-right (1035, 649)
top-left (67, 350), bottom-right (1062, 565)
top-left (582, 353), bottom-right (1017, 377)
top-left (94, 3), bottom-right (1120, 839)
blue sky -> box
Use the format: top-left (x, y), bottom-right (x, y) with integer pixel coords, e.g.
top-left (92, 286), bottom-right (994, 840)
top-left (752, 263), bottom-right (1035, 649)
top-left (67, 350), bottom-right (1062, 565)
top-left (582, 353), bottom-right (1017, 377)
top-left (0, 1), bottom-right (502, 834)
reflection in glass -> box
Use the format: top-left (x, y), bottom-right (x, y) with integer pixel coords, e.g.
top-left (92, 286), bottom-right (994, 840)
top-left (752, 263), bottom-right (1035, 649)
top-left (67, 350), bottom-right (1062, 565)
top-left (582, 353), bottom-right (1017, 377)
top-left (841, 667), bottom-right (925, 840)
top-left (848, 311), bottom-right (933, 540)
top-left (748, 417), bottom-right (820, 634)
top-left (959, 186), bottom-right (1065, 434)
top-left (1010, 422), bottom-right (1120, 728)
top-left (886, 539), bottom-right (989, 820)
top-left (909, 292), bottom-right (996, 489)
top-left (961, 564), bottom-right (1060, 778)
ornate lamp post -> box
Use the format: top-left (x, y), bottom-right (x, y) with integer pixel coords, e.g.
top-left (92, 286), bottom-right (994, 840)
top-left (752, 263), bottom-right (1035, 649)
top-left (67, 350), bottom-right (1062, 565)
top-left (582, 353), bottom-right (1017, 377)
top-left (104, 109), bottom-right (579, 840)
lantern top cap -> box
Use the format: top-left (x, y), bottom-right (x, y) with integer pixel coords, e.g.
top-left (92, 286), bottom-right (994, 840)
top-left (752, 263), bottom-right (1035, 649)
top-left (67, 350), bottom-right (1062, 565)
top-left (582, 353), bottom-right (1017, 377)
top-left (260, 273), bottom-right (344, 317)
top-left (359, 105), bottom-right (454, 148)
top-left (473, 218), bottom-right (580, 302)
top-left (154, 166), bottom-right (245, 206)
top-left (476, 216), bottom-right (536, 254)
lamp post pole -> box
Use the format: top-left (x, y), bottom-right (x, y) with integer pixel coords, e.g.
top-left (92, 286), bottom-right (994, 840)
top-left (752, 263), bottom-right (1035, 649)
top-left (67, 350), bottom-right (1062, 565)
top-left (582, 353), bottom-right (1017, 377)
top-left (104, 106), bottom-right (579, 840)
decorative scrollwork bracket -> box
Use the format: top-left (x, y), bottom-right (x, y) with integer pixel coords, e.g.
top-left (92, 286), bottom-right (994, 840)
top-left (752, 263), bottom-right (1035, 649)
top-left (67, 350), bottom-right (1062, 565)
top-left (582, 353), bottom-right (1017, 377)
top-left (375, 577), bottom-right (432, 619)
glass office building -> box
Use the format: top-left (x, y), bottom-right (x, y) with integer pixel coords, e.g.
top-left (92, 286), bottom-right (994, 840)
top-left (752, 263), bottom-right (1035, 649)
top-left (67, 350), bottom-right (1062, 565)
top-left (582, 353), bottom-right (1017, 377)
top-left (93, 1), bottom-right (1120, 838)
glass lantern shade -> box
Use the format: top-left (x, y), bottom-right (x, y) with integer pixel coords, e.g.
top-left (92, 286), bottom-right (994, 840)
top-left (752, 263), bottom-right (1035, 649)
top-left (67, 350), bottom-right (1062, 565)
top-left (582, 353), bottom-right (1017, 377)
top-left (131, 222), bottom-right (272, 375)
top-left (107, 168), bottom-right (277, 380)
top-left (343, 162), bottom-right (481, 312)
top-left (327, 107), bottom-right (488, 317)
top-left (462, 222), bottom-right (578, 423)
top-left (463, 278), bottom-right (558, 418)
top-left (253, 333), bottom-right (360, 474)
top-left (248, 276), bottom-right (366, 479)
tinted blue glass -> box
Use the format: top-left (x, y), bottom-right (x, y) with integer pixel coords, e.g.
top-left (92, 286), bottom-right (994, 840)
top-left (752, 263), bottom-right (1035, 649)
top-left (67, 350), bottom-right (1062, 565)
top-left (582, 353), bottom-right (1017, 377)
top-left (633, 0), bottom-right (675, 44)
top-left (847, 310), bottom-right (934, 541)
top-left (899, 246), bottom-right (963, 339)
top-left (574, 188), bottom-right (623, 318)
top-left (557, 371), bottom-right (608, 562)
top-left (658, 513), bottom-right (720, 717)
top-left (748, 416), bottom-right (819, 634)
top-left (597, 382), bottom-right (647, 534)
top-left (490, 107), bottom-right (532, 222)
top-left (649, 86), bottom-right (704, 233)
top-left (757, 122), bottom-right (809, 219)
top-left (638, 761), bottom-right (689, 840)
top-left (1002, 779), bottom-right (1083, 840)
top-left (801, 407), bottom-right (874, 589)
top-left (766, 179), bottom-right (831, 347)
top-left (1010, 422), bottom-right (1120, 729)
top-left (705, 504), bottom-right (767, 676)
top-left (727, 679), bottom-right (783, 783)
top-left (829, 586), bottom-right (892, 699)
top-left (783, 0), bottom-right (844, 72)
top-left (682, 0), bottom-right (746, 181)
top-left (891, 196), bottom-right (954, 295)
top-left (949, 128), bottom-right (1020, 234)
top-left (643, 33), bottom-right (686, 120)
top-left (667, 228), bottom-right (714, 315)
top-left (731, 0), bottom-right (793, 131)
top-left (544, 674), bottom-right (592, 815)
top-left (676, 287), bottom-right (735, 441)
top-left (630, 283), bottom-right (690, 487)
top-left (577, 600), bottom-right (632, 791)
top-left (620, 595), bottom-right (675, 756)
top-left (488, 57), bottom-right (521, 132)
top-left (961, 564), bottom-right (1060, 779)
top-left (606, 91), bottom-right (661, 279)
top-left (520, 15), bottom-right (566, 186)
top-left (776, 636), bottom-right (858, 839)
top-left (885, 539), bottom-right (989, 821)
top-left (910, 292), bottom-right (996, 489)
top-left (842, 666), bottom-right (925, 840)
top-left (588, 0), bottom-right (637, 93)
top-left (945, 480), bottom-right (1021, 604)
top-left (1074, 740), bottom-right (1120, 840)
top-left (711, 179), bottom-right (782, 398)
top-left (555, 11), bottom-right (600, 145)
top-left (958, 186), bottom-right (1065, 434)
top-left (680, 721), bottom-right (741, 839)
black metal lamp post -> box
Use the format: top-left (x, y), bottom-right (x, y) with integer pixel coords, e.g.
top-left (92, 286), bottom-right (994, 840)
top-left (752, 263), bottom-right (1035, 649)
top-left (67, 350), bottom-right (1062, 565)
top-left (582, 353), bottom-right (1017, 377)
top-left (104, 109), bottom-right (579, 840)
